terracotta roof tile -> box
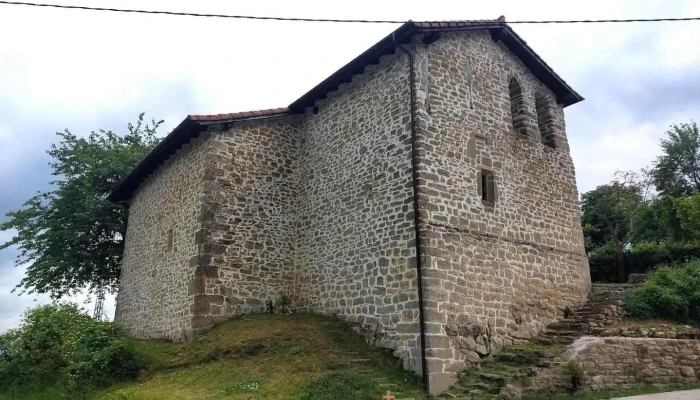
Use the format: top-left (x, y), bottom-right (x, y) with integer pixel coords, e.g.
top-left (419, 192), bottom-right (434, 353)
top-left (188, 108), bottom-right (290, 123)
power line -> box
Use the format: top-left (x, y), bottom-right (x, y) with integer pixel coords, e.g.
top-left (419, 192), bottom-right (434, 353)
top-left (1, 0), bottom-right (700, 25)
top-left (0, 1), bottom-right (406, 23)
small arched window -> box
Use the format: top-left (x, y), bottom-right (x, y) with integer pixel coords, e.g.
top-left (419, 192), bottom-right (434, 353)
top-left (536, 93), bottom-right (556, 148)
top-left (509, 78), bottom-right (526, 134)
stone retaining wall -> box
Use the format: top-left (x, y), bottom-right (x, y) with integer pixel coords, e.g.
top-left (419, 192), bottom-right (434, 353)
top-left (532, 337), bottom-right (700, 391)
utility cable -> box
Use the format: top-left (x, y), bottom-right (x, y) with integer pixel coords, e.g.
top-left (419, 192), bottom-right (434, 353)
top-left (1, 1), bottom-right (700, 25)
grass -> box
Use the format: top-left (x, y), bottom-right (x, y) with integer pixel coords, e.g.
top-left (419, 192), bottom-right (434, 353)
top-left (0, 313), bottom-right (426, 400)
top-left (610, 318), bottom-right (695, 331)
top-left (3, 313), bottom-right (700, 400)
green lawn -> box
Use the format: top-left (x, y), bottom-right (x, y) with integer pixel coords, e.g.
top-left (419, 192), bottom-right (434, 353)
top-left (3, 313), bottom-right (700, 400)
top-left (0, 314), bottom-right (426, 400)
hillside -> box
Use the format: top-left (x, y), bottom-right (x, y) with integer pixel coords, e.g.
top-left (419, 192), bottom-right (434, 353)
top-left (0, 313), bottom-right (426, 400)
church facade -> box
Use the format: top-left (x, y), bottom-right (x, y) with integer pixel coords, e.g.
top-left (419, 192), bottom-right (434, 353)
top-left (110, 20), bottom-right (590, 394)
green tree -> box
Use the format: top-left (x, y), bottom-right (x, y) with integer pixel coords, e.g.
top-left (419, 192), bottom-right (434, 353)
top-left (581, 171), bottom-right (647, 282)
top-left (630, 196), bottom-right (684, 243)
top-left (675, 192), bottom-right (700, 241)
top-left (652, 121), bottom-right (700, 197)
top-left (0, 114), bottom-right (161, 298)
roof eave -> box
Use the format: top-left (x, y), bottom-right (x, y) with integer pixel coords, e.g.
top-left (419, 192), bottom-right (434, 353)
top-left (493, 26), bottom-right (583, 107)
top-left (289, 22), bottom-right (418, 113)
top-left (416, 24), bottom-right (583, 107)
top-left (107, 111), bottom-right (293, 202)
top-left (107, 116), bottom-right (203, 202)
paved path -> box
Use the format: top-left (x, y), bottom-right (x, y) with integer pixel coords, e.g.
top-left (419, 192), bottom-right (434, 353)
top-left (612, 389), bottom-right (700, 400)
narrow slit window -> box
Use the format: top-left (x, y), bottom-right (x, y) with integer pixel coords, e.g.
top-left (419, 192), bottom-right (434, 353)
top-left (480, 169), bottom-right (496, 203)
top-left (166, 229), bottom-right (173, 252)
top-left (509, 78), bottom-right (526, 134)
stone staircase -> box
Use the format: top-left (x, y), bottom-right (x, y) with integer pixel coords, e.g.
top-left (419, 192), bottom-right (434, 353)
top-left (437, 342), bottom-right (567, 399)
top-left (437, 283), bottom-right (637, 399)
top-left (535, 283), bottom-right (633, 346)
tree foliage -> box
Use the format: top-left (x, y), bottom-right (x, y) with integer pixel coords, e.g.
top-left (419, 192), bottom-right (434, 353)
top-left (652, 121), bottom-right (700, 197)
top-left (0, 114), bottom-right (161, 298)
top-left (581, 171), bottom-right (647, 281)
top-left (583, 120), bottom-right (700, 282)
top-left (674, 192), bottom-right (700, 242)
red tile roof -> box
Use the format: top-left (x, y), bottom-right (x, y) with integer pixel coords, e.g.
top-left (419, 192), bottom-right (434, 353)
top-left (188, 108), bottom-right (289, 122)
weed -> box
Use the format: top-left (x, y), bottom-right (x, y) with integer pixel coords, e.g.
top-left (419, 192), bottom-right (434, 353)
top-left (567, 360), bottom-right (584, 392)
top-left (564, 306), bottom-right (575, 319)
top-left (277, 292), bottom-right (292, 313)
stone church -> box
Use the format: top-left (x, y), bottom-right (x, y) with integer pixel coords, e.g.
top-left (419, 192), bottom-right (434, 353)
top-left (109, 19), bottom-right (591, 394)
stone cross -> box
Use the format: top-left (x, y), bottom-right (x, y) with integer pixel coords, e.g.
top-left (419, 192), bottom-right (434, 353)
top-left (382, 390), bottom-right (396, 400)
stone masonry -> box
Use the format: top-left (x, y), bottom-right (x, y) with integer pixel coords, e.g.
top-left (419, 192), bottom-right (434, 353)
top-left (413, 31), bottom-right (590, 392)
top-left (532, 337), bottom-right (700, 391)
top-left (113, 21), bottom-right (590, 395)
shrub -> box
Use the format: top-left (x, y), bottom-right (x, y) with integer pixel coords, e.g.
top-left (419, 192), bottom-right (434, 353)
top-left (588, 241), bottom-right (700, 282)
top-left (624, 260), bottom-right (700, 323)
top-left (0, 304), bottom-right (141, 391)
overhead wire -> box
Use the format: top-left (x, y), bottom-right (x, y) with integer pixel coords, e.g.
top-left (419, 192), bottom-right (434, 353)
top-left (1, 0), bottom-right (700, 25)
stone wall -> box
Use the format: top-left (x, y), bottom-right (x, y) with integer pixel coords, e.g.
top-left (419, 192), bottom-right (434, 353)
top-left (295, 51), bottom-right (422, 374)
top-left (414, 31), bottom-right (591, 392)
top-left (189, 117), bottom-right (302, 330)
top-left (532, 337), bottom-right (700, 391)
top-left (115, 133), bottom-right (210, 340)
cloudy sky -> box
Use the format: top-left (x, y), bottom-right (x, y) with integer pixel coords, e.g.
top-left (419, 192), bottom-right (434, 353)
top-left (1, 0), bottom-right (699, 332)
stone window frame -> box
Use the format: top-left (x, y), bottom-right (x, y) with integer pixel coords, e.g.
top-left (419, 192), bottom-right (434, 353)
top-left (535, 92), bottom-right (557, 149)
top-left (508, 77), bottom-right (527, 135)
top-left (477, 168), bottom-right (497, 206)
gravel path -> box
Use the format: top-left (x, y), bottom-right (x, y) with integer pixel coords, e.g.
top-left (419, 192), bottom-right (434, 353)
top-left (611, 389), bottom-right (700, 400)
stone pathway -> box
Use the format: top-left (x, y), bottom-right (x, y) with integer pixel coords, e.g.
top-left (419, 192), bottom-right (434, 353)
top-left (611, 389), bottom-right (700, 400)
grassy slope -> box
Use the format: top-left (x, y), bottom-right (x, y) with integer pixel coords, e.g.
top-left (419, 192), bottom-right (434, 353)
top-left (0, 314), bottom-right (426, 400)
top-left (4, 313), bottom-right (699, 400)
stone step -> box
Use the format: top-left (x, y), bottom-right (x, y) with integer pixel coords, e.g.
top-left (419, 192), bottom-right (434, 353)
top-left (460, 382), bottom-right (502, 395)
top-left (548, 321), bottom-right (585, 330)
top-left (478, 372), bottom-right (507, 385)
top-left (535, 358), bottom-right (553, 368)
top-left (541, 329), bottom-right (580, 337)
top-left (534, 336), bottom-right (575, 345)
top-left (495, 352), bottom-right (536, 364)
top-left (459, 382), bottom-right (494, 391)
